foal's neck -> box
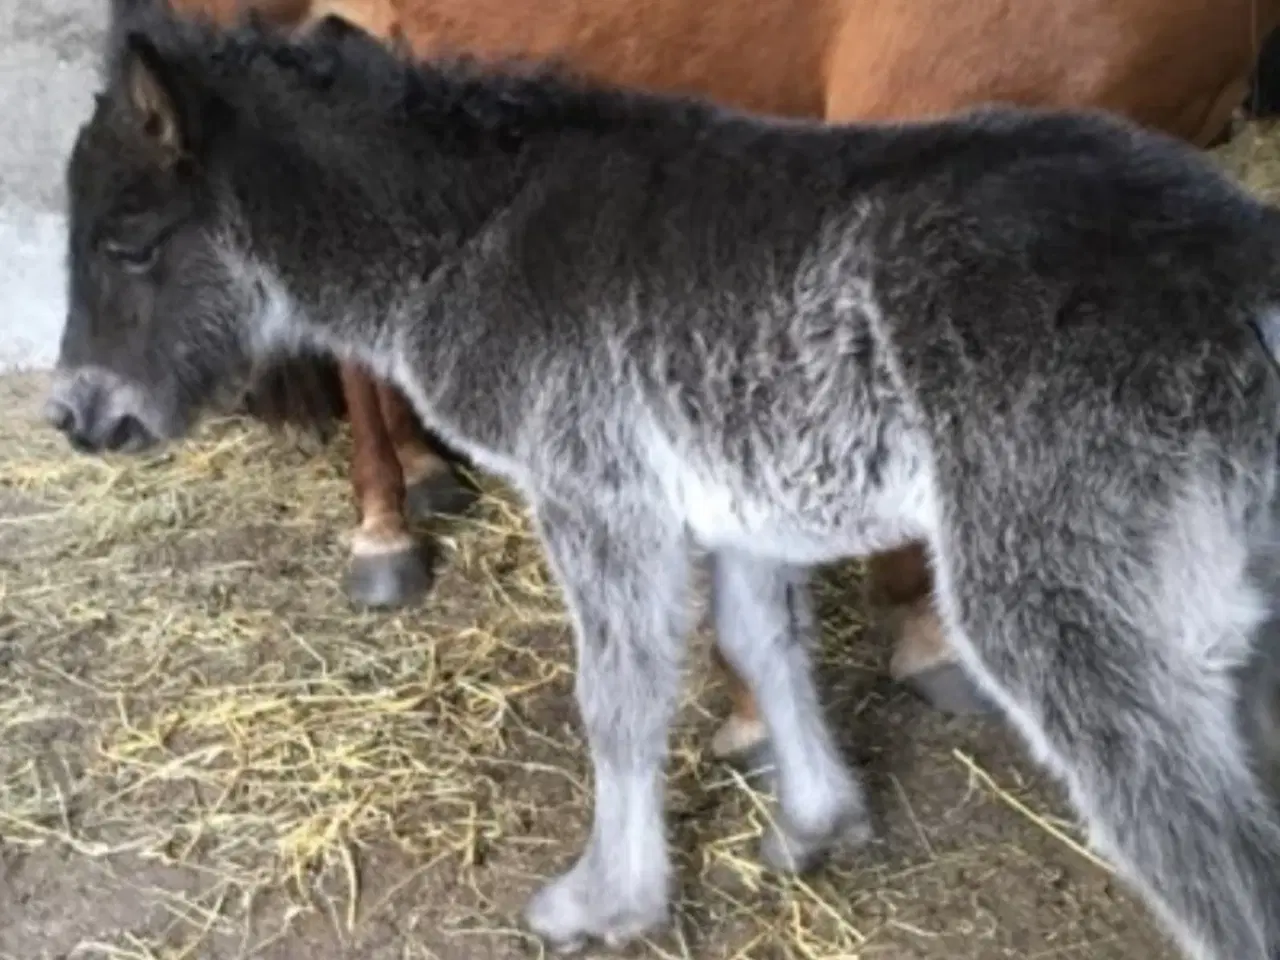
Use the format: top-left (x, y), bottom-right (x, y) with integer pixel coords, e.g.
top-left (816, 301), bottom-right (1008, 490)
top-left (220, 78), bottom-right (537, 375)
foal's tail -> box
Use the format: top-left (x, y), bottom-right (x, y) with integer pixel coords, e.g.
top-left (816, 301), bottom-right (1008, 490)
top-left (1238, 493), bottom-right (1280, 792)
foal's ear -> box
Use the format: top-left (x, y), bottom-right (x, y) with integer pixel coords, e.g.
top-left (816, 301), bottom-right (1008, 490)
top-left (118, 31), bottom-right (188, 159)
top-left (305, 12), bottom-right (386, 55)
top-left (306, 13), bottom-right (366, 45)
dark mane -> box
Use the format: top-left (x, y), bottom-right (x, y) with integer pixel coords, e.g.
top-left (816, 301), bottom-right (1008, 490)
top-left (99, 0), bottom-right (727, 438)
top-left (108, 0), bottom-right (721, 147)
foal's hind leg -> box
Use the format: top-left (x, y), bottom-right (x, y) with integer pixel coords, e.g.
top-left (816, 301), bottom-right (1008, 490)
top-left (339, 364), bottom-right (432, 607)
top-left (933, 490), bottom-right (1280, 959)
top-left (710, 550), bottom-right (871, 871)
top-left (706, 545), bottom-right (989, 765)
top-left (376, 381), bottom-right (477, 520)
top-left (521, 496), bottom-right (689, 952)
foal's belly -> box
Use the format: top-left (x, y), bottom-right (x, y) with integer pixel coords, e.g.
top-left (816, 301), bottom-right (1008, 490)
top-left (670, 470), bottom-right (931, 567)
top-left (648, 423), bottom-right (937, 566)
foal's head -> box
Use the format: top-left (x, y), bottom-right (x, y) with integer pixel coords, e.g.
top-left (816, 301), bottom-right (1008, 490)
top-left (46, 0), bottom-right (695, 454)
top-left (47, 0), bottom-right (388, 453)
top-left (49, 3), bottom-right (261, 452)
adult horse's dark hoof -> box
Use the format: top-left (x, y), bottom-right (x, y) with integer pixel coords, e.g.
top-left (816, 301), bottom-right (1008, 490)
top-left (404, 469), bottom-right (480, 522)
top-left (345, 547), bottom-right (434, 609)
top-left (899, 662), bottom-right (996, 716)
top-left (884, 598), bottom-right (998, 717)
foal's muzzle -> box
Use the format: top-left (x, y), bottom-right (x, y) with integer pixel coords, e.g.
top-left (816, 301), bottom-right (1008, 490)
top-left (44, 369), bottom-right (160, 454)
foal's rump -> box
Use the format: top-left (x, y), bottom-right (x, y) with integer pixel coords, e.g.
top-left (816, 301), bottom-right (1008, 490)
top-left (852, 114), bottom-right (1280, 952)
top-left (928, 416), bottom-right (1280, 956)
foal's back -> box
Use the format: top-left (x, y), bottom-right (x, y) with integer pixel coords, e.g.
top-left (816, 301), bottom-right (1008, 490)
top-left (304, 0), bottom-right (1277, 146)
top-left (455, 98), bottom-right (1280, 557)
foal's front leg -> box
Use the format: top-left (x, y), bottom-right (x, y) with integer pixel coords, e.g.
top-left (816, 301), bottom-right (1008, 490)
top-left (523, 496), bottom-right (690, 952)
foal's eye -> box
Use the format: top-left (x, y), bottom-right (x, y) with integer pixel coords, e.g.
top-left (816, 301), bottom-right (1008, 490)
top-left (101, 239), bottom-right (161, 274)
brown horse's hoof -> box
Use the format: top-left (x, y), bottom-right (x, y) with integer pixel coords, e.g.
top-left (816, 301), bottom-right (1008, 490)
top-left (712, 730), bottom-right (777, 788)
top-left (346, 547), bottom-right (434, 608)
top-left (710, 714), bottom-right (769, 761)
top-left (404, 469), bottom-right (479, 522)
top-left (884, 596), bottom-right (998, 717)
top-left (898, 662), bottom-right (996, 716)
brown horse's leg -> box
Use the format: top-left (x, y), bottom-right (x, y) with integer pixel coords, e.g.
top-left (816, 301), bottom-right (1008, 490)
top-left (375, 381), bottom-right (477, 520)
top-left (339, 363), bottom-right (433, 607)
top-left (1189, 77), bottom-right (1252, 149)
top-left (865, 542), bottom-right (931, 606)
top-left (869, 544), bottom-right (993, 714)
top-left (708, 644), bottom-right (769, 760)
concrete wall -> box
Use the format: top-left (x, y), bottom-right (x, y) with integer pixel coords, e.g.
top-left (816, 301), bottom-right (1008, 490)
top-left (1, 0), bottom-right (108, 372)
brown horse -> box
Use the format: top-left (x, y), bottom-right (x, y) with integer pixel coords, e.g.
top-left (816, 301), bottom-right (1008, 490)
top-left (169, 0), bottom-right (1280, 760)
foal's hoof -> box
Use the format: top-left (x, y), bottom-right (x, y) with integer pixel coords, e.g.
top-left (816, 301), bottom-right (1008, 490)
top-left (710, 714), bottom-right (769, 761)
top-left (524, 863), bottom-right (670, 954)
top-left (759, 798), bottom-right (873, 875)
top-left (404, 469), bottom-right (478, 522)
top-left (345, 547), bottom-right (433, 609)
top-left (898, 662), bottom-right (995, 716)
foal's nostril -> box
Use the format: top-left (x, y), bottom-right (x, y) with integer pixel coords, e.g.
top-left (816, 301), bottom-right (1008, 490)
top-left (44, 395), bottom-right (101, 452)
top-left (67, 430), bottom-right (97, 454)
top-left (43, 399), bottom-right (76, 434)
top-left (101, 414), bottom-right (153, 453)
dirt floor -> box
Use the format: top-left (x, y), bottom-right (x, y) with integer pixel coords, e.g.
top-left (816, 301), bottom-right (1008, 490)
top-left (6, 122), bottom-right (1280, 960)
